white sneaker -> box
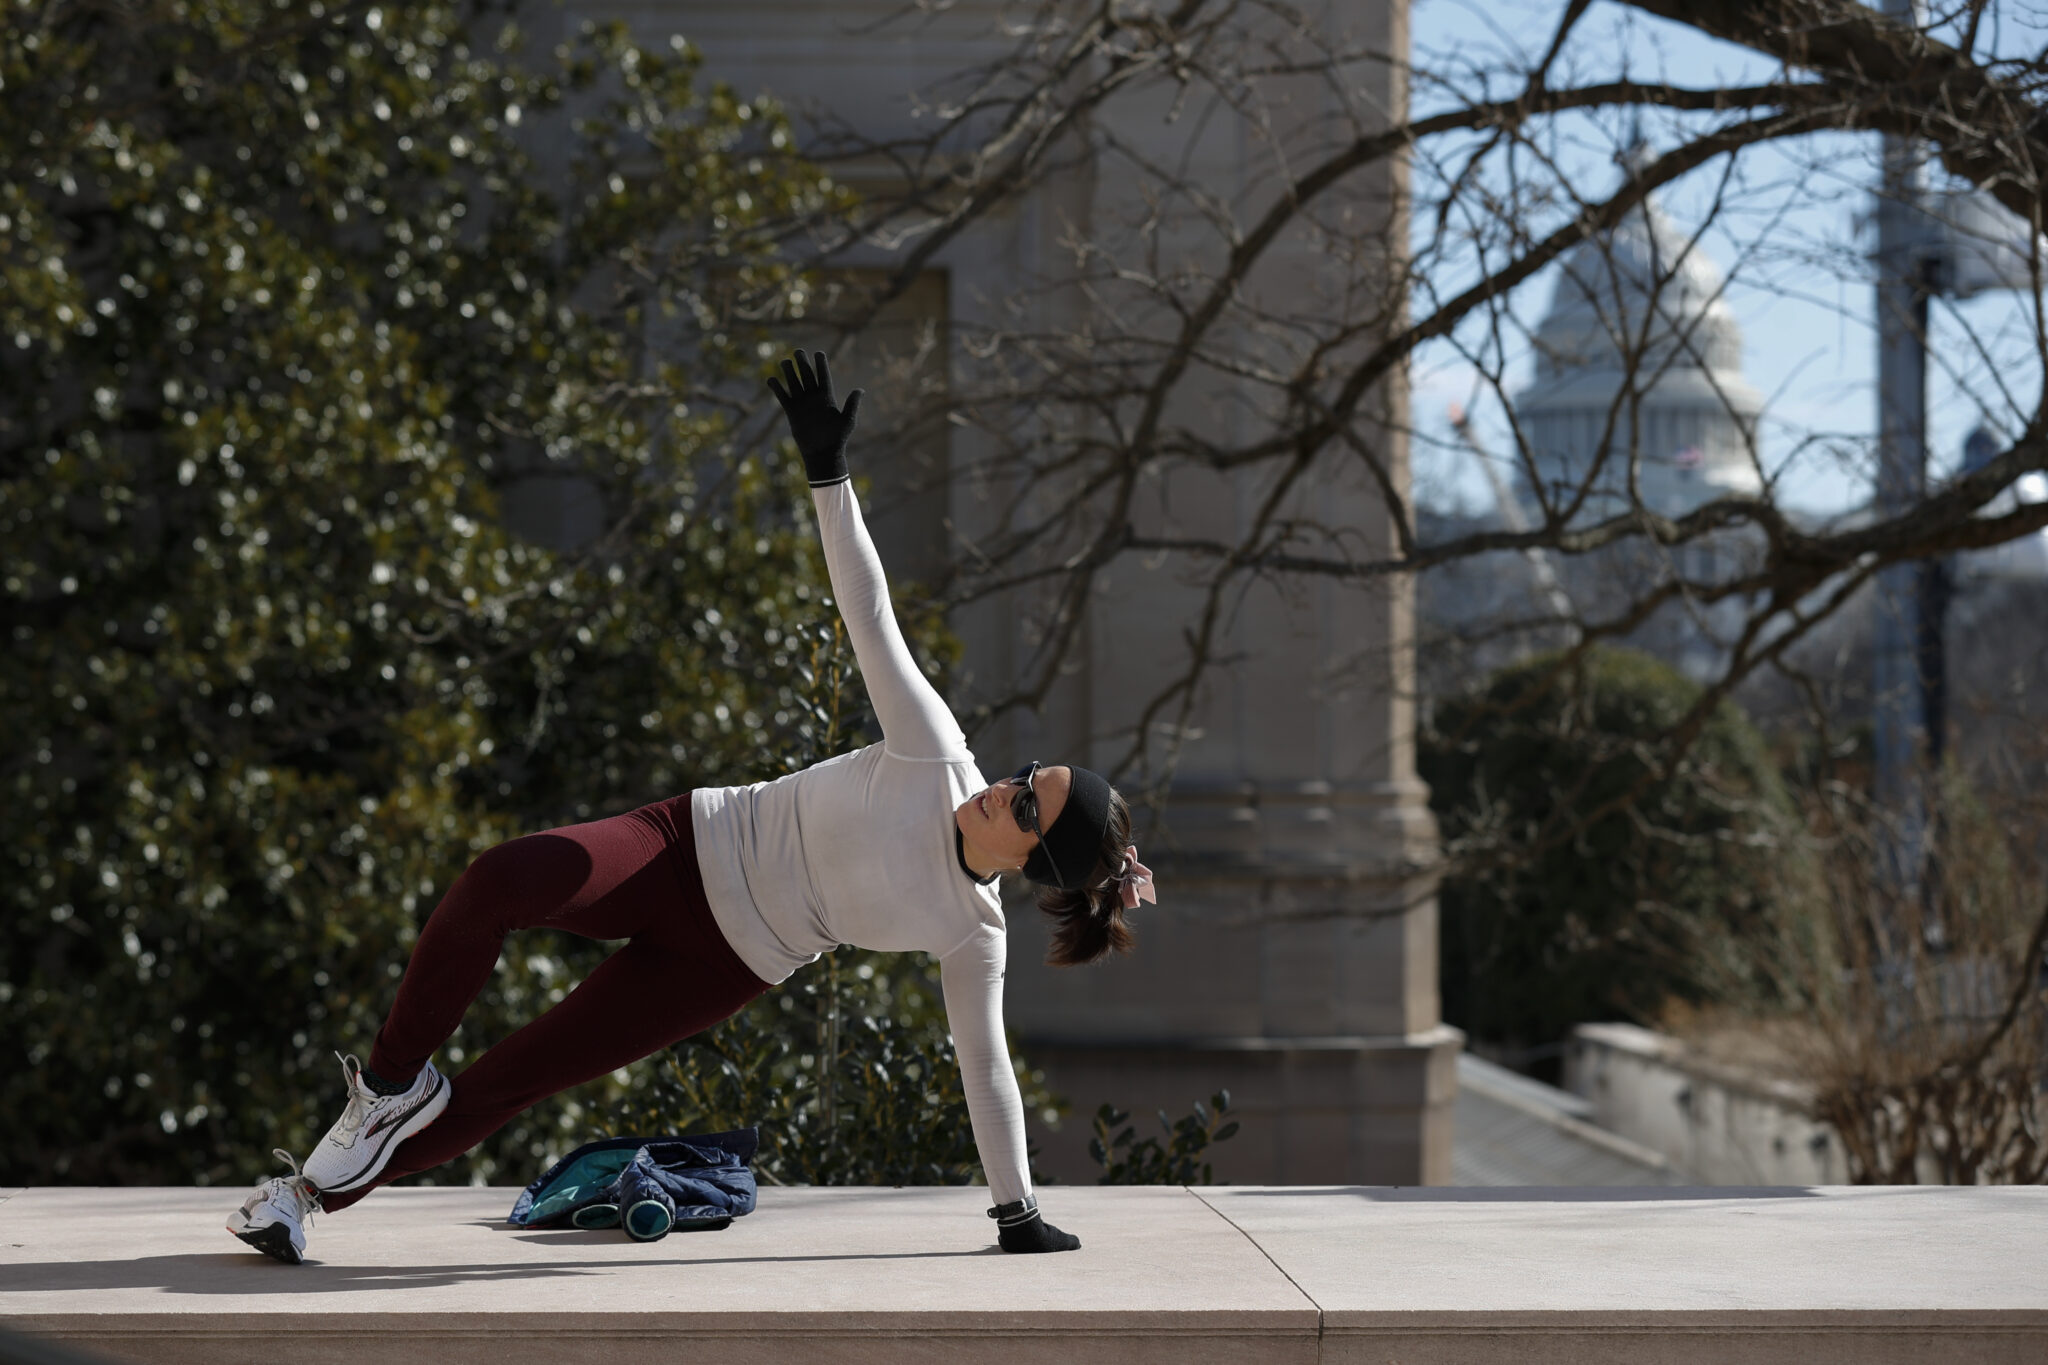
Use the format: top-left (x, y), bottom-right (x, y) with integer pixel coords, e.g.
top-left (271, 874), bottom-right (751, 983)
top-left (226, 1149), bottom-right (321, 1264)
top-left (299, 1051), bottom-right (450, 1196)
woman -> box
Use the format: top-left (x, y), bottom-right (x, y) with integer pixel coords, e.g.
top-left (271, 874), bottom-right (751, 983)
top-left (225, 351), bottom-right (1158, 1264)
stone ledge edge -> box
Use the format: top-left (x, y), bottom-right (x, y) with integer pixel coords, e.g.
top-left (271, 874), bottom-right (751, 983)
top-left (1321, 1310), bottom-right (2048, 1330)
top-left (15, 1309), bottom-right (2045, 1336)
top-left (2, 1317), bottom-right (1320, 1341)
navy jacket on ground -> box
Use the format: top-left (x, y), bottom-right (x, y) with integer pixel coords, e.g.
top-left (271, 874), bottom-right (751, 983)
top-left (507, 1127), bottom-right (760, 1233)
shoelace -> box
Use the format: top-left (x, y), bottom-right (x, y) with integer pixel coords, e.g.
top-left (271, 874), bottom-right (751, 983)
top-left (271, 1146), bottom-right (321, 1225)
top-left (332, 1050), bottom-right (374, 1143)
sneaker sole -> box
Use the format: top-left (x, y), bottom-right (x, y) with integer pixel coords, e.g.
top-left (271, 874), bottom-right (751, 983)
top-left (315, 1069), bottom-right (451, 1195)
top-left (229, 1219), bottom-right (304, 1265)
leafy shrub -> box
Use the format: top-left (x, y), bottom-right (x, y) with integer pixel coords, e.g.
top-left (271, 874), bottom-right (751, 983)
top-left (1419, 646), bottom-right (1796, 1057)
top-left (606, 620), bottom-right (1058, 1188)
top-left (1089, 1091), bottom-right (1239, 1185)
top-left (0, 1), bottom-right (1046, 1196)
top-left (613, 944), bottom-right (1061, 1188)
top-left (1691, 771), bottom-right (2048, 1184)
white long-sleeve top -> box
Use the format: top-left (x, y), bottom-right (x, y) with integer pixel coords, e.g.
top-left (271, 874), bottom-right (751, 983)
top-left (690, 479), bottom-right (1030, 1205)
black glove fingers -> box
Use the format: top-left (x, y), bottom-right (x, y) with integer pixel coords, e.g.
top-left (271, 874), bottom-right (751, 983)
top-left (768, 349), bottom-right (853, 485)
top-left (842, 389), bottom-right (863, 425)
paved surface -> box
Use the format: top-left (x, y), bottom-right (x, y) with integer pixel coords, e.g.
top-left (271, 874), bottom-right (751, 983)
top-left (2, 1185), bottom-right (2045, 1363)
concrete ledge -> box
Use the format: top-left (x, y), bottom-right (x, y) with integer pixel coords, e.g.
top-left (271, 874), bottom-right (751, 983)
top-left (1200, 1185), bottom-right (2048, 1363)
top-left (3, 1185), bottom-right (2044, 1364)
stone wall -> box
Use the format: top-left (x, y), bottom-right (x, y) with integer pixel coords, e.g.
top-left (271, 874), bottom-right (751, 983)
top-left (1565, 1022), bottom-right (1850, 1186)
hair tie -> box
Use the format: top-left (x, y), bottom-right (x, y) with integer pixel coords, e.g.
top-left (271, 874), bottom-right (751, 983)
top-left (1107, 845), bottom-right (1156, 912)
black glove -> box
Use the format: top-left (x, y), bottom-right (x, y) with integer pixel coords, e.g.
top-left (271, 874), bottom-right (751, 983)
top-left (989, 1195), bottom-right (1080, 1253)
top-left (765, 350), bottom-right (862, 487)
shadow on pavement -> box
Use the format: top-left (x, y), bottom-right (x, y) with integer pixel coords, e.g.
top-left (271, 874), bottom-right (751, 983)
top-left (0, 1245), bottom-right (1003, 1296)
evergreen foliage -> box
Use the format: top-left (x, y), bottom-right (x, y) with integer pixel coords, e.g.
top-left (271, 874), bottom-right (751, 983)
top-left (1419, 646), bottom-right (1796, 1055)
top-left (615, 944), bottom-right (1008, 1189)
top-left (1088, 1091), bottom-right (1238, 1185)
top-left (608, 619), bottom-right (1060, 1189)
top-left (0, 0), bottom-right (1048, 1191)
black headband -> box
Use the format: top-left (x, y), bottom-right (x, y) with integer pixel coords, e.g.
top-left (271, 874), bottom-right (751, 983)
top-left (1021, 765), bottom-right (1114, 890)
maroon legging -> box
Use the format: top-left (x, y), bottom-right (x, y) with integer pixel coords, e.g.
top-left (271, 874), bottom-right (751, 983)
top-left (319, 792), bottom-right (771, 1212)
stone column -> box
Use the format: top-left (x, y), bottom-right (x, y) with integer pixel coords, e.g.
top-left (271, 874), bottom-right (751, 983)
top-left (1002, 381), bottom-right (1460, 1186)
top-left (978, 0), bottom-right (1456, 1185)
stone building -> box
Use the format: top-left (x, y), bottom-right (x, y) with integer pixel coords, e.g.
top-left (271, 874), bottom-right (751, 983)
top-left (1515, 153), bottom-right (1764, 526)
top-left (517, 0), bottom-right (1455, 1185)
top-left (1501, 153), bottom-right (1769, 681)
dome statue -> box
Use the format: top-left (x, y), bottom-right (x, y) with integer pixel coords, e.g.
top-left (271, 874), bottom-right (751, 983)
top-left (1515, 146), bottom-right (1764, 523)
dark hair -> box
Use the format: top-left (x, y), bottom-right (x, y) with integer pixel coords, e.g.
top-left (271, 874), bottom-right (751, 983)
top-left (1037, 787), bottom-right (1135, 966)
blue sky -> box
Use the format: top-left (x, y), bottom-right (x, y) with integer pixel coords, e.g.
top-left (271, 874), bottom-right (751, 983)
top-left (1405, 0), bottom-right (2047, 519)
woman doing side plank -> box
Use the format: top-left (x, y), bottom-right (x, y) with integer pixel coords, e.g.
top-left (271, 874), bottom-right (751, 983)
top-left (224, 352), bottom-right (1158, 1264)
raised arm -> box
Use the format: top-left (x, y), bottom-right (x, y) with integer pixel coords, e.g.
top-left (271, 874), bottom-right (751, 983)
top-left (938, 929), bottom-right (1080, 1253)
top-left (768, 351), bottom-right (966, 761)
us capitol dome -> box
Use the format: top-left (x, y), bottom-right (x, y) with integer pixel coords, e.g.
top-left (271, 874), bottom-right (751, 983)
top-left (1515, 152), bottom-right (1764, 523)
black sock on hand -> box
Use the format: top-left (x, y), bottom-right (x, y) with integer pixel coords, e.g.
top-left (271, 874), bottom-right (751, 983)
top-left (989, 1196), bottom-right (1081, 1253)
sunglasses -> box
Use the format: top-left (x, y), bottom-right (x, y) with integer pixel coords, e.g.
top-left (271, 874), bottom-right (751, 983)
top-left (1004, 761), bottom-right (1046, 842)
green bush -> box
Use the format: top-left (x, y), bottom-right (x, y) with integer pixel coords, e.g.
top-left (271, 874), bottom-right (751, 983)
top-left (0, 1), bottom-right (1044, 1195)
top-left (1089, 1091), bottom-right (1239, 1185)
top-left (614, 944), bottom-right (1062, 1188)
top-left (610, 621), bottom-right (1060, 1188)
top-left (1419, 646), bottom-right (1796, 1056)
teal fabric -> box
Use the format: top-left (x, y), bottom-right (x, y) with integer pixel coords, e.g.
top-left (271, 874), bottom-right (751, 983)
top-left (521, 1149), bottom-right (639, 1225)
top-left (625, 1199), bottom-right (673, 1242)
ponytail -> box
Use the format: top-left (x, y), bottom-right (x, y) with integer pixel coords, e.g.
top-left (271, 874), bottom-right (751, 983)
top-left (1036, 788), bottom-right (1135, 966)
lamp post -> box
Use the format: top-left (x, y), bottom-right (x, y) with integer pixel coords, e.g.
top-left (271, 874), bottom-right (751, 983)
top-left (1870, 0), bottom-right (1933, 955)
top-left (1869, 0), bottom-right (2045, 961)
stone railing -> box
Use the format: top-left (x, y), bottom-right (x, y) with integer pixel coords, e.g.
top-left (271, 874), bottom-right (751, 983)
top-left (1565, 1021), bottom-right (1850, 1184)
